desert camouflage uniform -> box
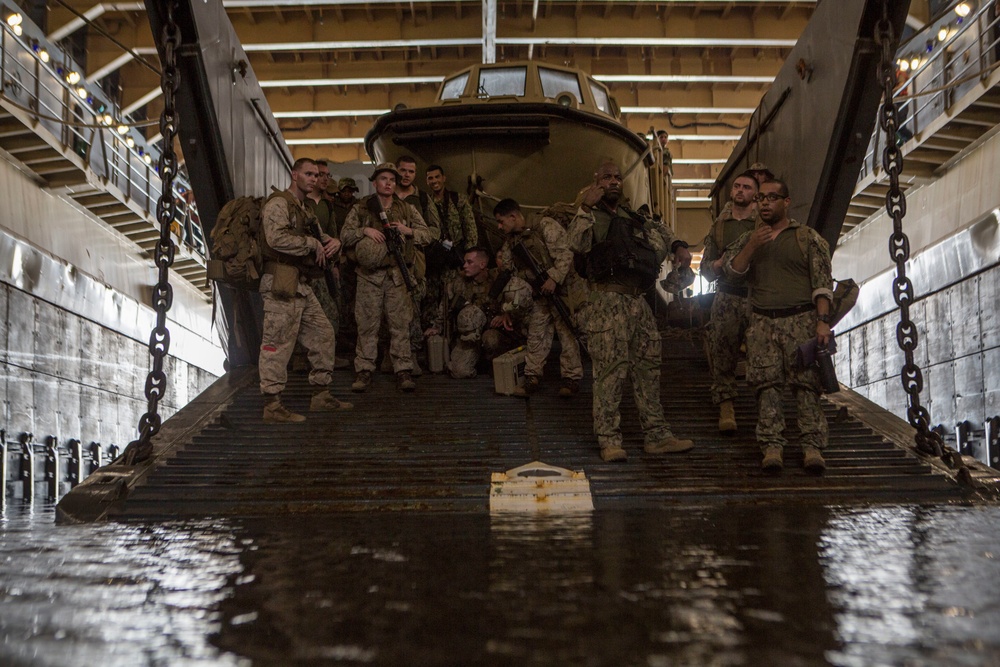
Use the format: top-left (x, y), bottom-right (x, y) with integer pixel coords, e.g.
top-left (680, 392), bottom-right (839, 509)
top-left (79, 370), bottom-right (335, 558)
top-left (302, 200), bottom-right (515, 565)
top-left (567, 204), bottom-right (679, 451)
top-left (304, 196), bottom-right (341, 335)
top-left (396, 188), bottom-right (441, 356)
top-left (499, 216), bottom-right (583, 382)
top-left (332, 196), bottom-right (360, 351)
top-left (430, 268), bottom-right (532, 378)
top-left (422, 190), bottom-right (479, 332)
top-left (701, 206), bottom-right (758, 405)
top-left (724, 220), bottom-right (834, 453)
top-left (258, 192), bottom-right (336, 395)
top-left (341, 195), bottom-right (433, 374)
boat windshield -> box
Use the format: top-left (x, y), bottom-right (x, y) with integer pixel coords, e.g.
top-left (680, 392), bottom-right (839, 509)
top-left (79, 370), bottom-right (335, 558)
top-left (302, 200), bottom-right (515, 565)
top-left (539, 67), bottom-right (582, 103)
top-left (441, 73), bottom-right (470, 100)
top-left (589, 80), bottom-right (611, 114)
top-left (477, 67), bottom-right (527, 98)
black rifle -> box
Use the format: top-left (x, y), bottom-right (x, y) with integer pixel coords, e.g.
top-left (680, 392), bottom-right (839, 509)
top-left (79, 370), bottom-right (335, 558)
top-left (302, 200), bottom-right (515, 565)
top-left (366, 196), bottom-right (415, 291)
top-left (511, 241), bottom-right (584, 346)
top-left (307, 215), bottom-right (340, 300)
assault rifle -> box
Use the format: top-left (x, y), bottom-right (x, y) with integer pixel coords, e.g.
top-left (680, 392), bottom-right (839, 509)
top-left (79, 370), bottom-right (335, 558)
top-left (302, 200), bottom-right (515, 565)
top-left (367, 196), bottom-right (415, 291)
top-left (307, 215), bottom-right (340, 300)
top-left (511, 241), bottom-right (585, 348)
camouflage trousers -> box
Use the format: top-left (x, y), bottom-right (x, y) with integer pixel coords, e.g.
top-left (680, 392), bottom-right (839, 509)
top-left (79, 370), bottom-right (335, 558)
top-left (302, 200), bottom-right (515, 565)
top-left (259, 284), bottom-right (334, 395)
top-left (525, 298), bottom-right (583, 380)
top-left (447, 305), bottom-right (522, 379)
top-left (310, 277), bottom-right (340, 336)
top-left (746, 310), bottom-right (828, 452)
top-left (707, 289), bottom-right (751, 405)
top-left (585, 290), bottom-right (673, 450)
top-left (355, 267), bottom-right (414, 373)
top-left (339, 261), bottom-right (358, 351)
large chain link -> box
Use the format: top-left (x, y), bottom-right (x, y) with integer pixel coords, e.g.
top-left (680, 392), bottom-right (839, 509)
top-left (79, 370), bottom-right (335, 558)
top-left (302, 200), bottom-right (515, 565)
top-left (874, 10), bottom-right (973, 485)
top-left (122, 2), bottom-right (180, 466)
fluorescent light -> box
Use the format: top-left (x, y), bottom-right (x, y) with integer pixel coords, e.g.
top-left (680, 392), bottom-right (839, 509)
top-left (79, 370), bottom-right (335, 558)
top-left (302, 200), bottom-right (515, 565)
top-left (284, 137), bottom-right (366, 145)
top-left (595, 74), bottom-right (773, 84)
top-left (273, 109), bottom-right (391, 118)
top-left (674, 158), bottom-right (729, 165)
top-left (621, 106), bottom-right (755, 114)
top-left (677, 196), bottom-right (713, 202)
top-left (670, 134), bottom-right (742, 141)
top-left (261, 76), bottom-right (444, 88)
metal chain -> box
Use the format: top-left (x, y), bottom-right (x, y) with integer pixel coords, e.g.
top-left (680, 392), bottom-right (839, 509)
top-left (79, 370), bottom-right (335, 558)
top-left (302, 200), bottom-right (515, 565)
top-left (874, 11), bottom-right (974, 485)
top-left (122, 2), bottom-right (180, 466)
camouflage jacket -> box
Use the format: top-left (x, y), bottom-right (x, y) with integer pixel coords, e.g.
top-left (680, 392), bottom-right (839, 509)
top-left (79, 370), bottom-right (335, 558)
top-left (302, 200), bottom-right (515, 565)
top-left (430, 268), bottom-right (533, 331)
top-left (701, 204), bottom-right (759, 284)
top-left (432, 189), bottom-right (478, 248)
top-left (340, 194), bottom-right (434, 265)
top-left (566, 203), bottom-right (675, 272)
top-left (498, 216), bottom-right (575, 291)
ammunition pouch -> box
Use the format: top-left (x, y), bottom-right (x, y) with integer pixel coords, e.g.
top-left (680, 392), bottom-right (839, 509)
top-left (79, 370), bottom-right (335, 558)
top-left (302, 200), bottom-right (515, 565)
top-left (266, 262), bottom-right (300, 299)
top-left (586, 213), bottom-right (659, 289)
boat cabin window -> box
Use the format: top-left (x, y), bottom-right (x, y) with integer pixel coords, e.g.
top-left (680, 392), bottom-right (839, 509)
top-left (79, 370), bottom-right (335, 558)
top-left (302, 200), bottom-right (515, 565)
top-left (539, 68), bottom-right (582, 103)
top-left (589, 81), bottom-right (611, 114)
top-left (477, 67), bottom-right (526, 98)
top-left (441, 73), bottom-right (470, 100)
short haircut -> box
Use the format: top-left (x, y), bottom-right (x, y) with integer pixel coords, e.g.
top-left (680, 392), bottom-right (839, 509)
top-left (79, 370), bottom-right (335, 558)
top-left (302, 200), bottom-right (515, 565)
top-left (761, 178), bottom-right (790, 198)
top-left (395, 155), bottom-right (417, 167)
top-left (734, 171), bottom-right (760, 190)
top-left (314, 159), bottom-right (328, 168)
top-left (493, 198), bottom-right (521, 217)
top-left (656, 129), bottom-right (668, 137)
top-left (292, 157), bottom-right (316, 171)
top-left (426, 164), bottom-right (444, 175)
top-left (464, 246), bottom-right (490, 262)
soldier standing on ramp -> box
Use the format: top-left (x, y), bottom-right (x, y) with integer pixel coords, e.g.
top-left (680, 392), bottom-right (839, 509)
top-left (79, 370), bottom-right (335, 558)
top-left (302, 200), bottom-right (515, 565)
top-left (567, 161), bottom-right (695, 463)
top-left (701, 171), bottom-right (759, 433)
top-left (259, 157), bottom-right (353, 423)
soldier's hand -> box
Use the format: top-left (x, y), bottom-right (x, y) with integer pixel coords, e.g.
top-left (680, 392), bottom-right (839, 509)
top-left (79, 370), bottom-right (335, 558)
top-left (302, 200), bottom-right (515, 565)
top-left (711, 258), bottom-right (725, 274)
top-left (748, 225), bottom-right (776, 250)
top-left (389, 221), bottom-right (413, 237)
top-left (580, 184), bottom-right (604, 209)
top-left (491, 313), bottom-right (513, 330)
top-left (363, 227), bottom-right (386, 244)
top-left (674, 245), bottom-right (693, 267)
top-left (424, 326), bottom-right (440, 338)
top-left (816, 321), bottom-right (832, 347)
top-left (540, 277), bottom-right (558, 295)
top-left (323, 237), bottom-right (341, 258)
top-left (313, 238), bottom-right (328, 268)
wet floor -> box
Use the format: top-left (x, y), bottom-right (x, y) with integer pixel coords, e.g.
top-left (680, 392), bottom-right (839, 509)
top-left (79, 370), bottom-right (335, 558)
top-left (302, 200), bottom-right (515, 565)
top-left (2, 504), bottom-right (999, 666)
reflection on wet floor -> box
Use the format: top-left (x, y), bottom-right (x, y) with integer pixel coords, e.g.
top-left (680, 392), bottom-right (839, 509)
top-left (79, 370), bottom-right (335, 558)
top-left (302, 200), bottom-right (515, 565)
top-left (2, 504), bottom-right (1000, 666)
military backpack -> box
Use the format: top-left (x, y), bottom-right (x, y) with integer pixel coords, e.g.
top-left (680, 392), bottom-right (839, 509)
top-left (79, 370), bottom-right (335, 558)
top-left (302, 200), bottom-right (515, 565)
top-left (206, 196), bottom-right (265, 290)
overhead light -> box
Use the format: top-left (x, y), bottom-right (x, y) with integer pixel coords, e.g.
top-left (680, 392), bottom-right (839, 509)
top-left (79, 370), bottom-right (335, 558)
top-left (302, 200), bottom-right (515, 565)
top-left (955, 3), bottom-right (972, 18)
top-left (143, 154), bottom-right (152, 165)
top-left (76, 86), bottom-right (87, 99)
top-left (66, 71), bottom-right (81, 85)
top-left (897, 58), bottom-right (910, 72)
top-left (102, 114), bottom-right (113, 125)
top-left (910, 56), bottom-right (922, 70)
top-left (5, 11), bottom-right (22, 27)
top-left (125, 136), bottom-right (135, 148)
top-left (39, 49), bottom-right (49, 63)
top-left (116, 124), bottom-right (128, 135)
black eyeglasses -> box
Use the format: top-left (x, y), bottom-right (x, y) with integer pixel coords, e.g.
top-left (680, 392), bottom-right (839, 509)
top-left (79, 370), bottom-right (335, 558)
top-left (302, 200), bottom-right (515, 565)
top-left (754, 193), bottom-right (787, 202)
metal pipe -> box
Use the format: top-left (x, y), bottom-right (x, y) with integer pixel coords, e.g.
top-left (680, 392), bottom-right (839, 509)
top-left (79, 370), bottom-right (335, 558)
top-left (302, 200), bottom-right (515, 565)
top-left (19, 433), bottom-right (34, 502)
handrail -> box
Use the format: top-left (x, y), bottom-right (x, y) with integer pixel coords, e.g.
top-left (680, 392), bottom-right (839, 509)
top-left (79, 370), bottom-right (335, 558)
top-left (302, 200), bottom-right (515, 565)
top-left (858, 0), bottom-right (999, 183)
top-left (0, 7), bottom-right (205, 259)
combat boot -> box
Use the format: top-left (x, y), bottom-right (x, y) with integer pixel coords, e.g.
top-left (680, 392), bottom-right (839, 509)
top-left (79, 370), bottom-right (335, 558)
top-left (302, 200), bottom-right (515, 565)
top-left (351, 371), bottom-right (372, 393)
top-left (511, 375), bottom-right (540, 398)
top-left (310, 389), bottom-right (354, 412)
top-left (803, 446), bottom-right (827, 474)
top-left (644, 435), bottom-right (694, 454)
top-left (263, 394), bottom-right (305, 424)
top-left (410, 359), bottom-right (423, 377)
top-left (397, 371), bottom-right (416, 392)
top-left (600, 445), bottom-right (628, 463)
top-left (558, 378), bottom-right (580, 398)
top-left (718, 400), bottom-right (737, 434)
top-left (761, 445), bottom-right (783, 473)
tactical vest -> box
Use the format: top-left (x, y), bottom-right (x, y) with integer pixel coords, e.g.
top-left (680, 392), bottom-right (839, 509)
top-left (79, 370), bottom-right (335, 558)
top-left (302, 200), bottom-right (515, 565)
top-left (586, 207), bottom-right (660, 290)
top-left (361, 194), bottom-right (417, 266)
top-left (510, 228), bottom-right (555, 284)
top-left (260, 190), bottom-right (324, 278)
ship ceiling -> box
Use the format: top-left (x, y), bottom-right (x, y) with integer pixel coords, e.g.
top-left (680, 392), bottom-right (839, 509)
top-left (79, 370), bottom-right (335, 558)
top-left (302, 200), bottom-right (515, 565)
top-left (46, 0), bottom-right (937, 205)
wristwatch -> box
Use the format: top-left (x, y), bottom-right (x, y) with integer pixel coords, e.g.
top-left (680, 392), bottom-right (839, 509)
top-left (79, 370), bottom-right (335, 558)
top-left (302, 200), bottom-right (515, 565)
top-left (817, 313), bottom-right (832, 324)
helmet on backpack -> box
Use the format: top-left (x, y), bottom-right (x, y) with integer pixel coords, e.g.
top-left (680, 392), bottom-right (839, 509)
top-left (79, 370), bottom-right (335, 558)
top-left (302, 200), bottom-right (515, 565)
top-left (355, 236), bottom-right (389, 269)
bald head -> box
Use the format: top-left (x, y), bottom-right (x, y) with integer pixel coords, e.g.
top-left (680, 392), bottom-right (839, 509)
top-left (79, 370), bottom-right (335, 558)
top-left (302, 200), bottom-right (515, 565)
top-left (594, 161), bottom-right (623, 206)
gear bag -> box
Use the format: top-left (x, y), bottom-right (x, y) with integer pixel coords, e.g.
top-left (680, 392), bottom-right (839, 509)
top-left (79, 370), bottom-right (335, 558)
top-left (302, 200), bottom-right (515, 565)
top-left (790, 226), bottom-right (859, 326)
top-left (207, 196), bottom-right (264, 290)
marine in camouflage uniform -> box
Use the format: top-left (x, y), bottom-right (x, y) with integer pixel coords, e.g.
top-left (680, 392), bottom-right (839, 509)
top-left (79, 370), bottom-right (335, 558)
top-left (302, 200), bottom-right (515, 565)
top-left (332, 177), bottom-right (361, 353)
top-left (701, 172), bottom-right (759, 432)
top-left (566, 161), bottom-right (694, 462)
top-left (495, 199), bottom-right (583, 395)
top-left (258, 158), bottom-right (352, 422)
top-left (426, 247), bottom-right (532, 379)
top-left (341, 163), bottom-right (434, 392)
top-left (305, 183), bottom-right (340, 337)
top-left (724, 178), bottom-right (834, 474)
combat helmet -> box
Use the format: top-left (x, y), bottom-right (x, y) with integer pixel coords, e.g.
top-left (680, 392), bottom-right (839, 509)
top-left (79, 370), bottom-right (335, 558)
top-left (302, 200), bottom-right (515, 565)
top-left (355, 236), bottom-right (389, 269)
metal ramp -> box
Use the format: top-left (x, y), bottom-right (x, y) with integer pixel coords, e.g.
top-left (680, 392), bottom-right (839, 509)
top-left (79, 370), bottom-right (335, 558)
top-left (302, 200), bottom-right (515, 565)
top-left (56, 334), bottom-right (1000, 522)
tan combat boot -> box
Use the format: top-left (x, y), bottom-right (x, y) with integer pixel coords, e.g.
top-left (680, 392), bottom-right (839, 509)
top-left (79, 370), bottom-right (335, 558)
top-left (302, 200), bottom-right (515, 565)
top-left (803, 446), bottom-right (827, 474)
top-left (397, 371), bottom-right (416, 392)
top-left (600, 445), bottom-right (628, 463)
top-left (718, 400), bottom-right (737, 434)
top-left (310, 389), bottom-right (354, 412)
top-left (761, 445), bottom-right (783, 473)
top-left (644, 435), bottom-right (694, 454)
top-left (351, 371), bottom-right (372, 393)
top-left (263, 394), bottom-right (305, 424)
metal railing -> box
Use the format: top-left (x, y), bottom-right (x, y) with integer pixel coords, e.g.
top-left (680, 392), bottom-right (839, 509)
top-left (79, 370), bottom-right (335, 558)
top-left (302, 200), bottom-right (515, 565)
top-left (860, 0), bottom-right (1000, 182)
top-left (0, 7), bottom-right (205, 258)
